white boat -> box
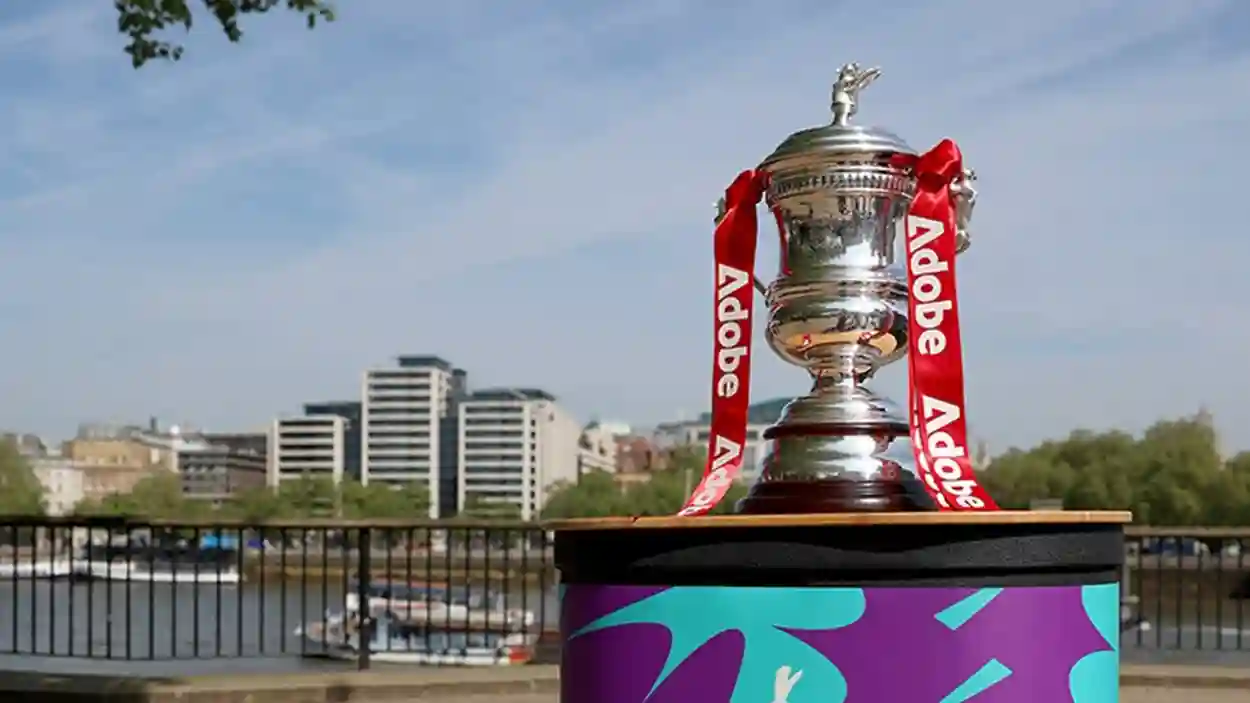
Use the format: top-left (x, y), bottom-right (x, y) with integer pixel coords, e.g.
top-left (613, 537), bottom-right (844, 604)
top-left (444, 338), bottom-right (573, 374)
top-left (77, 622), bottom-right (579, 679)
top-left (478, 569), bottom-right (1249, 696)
top-left (77, 561), bottom-right (241, 584)
top-left (74, 537), bottom-right (243, 584)
top-left (0, 559), bottom-right (76, 579)
top-left (298, 611), bottom-right (534, 666)
top-left (346, 582), bottom-right (534, 631)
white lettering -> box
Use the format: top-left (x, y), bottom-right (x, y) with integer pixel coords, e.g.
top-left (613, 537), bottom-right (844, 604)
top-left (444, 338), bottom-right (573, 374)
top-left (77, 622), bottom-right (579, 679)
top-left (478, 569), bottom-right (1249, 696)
top-left (922, 395), bottom-right (962, 434)
top-left (717, 294), bottom-right (748, 322)
top-left (907, 216), bottom-right (953, 357)
top-left (906, 215), bottom-right (944, 251)
top-left (909, 247), bottom-right (949, 276)
top-left (913, 275), bottom-right (941, 303)
top-left (714, 265), bottom-right (751, 400)
top-left (907, 214), bottom-right (988, 510)
top-left (677, 436), bottom-right (742, 515)
top-left (915, 395), bottom-right (982, 507)
top-left (918, 329), bottom-right (947, 356)
top-left (716, 264), bottom-right (750, 300)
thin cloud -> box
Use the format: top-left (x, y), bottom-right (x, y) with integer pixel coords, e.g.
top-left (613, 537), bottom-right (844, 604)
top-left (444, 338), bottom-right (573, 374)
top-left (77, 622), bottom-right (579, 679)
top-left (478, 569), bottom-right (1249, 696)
top-left (0, 0), bottom-right (1246, 452)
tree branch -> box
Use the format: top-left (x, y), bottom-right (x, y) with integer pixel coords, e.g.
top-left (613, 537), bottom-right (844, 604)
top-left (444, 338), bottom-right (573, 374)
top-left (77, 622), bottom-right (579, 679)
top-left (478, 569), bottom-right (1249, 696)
top-left (114, 0), bottom-right (335, 68)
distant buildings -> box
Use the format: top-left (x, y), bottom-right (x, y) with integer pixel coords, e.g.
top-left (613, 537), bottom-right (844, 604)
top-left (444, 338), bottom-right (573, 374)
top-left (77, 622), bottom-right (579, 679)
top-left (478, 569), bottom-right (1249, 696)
top-left (457, 388), bottom-right (581, 521)
top-left (269, 415), bottom-right (347, 486)
top-left (3, 432), bottom-right (48, 459)
top-left (54, 423), bottom-right (267, 507)
top-left (578, 421), bottom-right (629, 476)
top-left (29, 458), bottom-right (84, 516)
top-left (61, 431), bottom-right (174, 502)
top-left (304, 401), bottom-right (362, 479)
top-left (614, 434), bottom-right (666, 475)
top-left (263, 353), bottom-right (600, 519)
top-left (361, 356), bottom-right (466, 518)
top-left (652, 397), bottom-right (793, 484)
top-left (174, 443), bottom-right (265, 506)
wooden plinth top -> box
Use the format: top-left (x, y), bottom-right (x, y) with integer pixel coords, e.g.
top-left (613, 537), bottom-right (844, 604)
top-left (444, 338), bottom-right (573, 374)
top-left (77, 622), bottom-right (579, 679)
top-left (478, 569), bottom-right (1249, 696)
top-left (544, 510), bottom-right (1132, 532)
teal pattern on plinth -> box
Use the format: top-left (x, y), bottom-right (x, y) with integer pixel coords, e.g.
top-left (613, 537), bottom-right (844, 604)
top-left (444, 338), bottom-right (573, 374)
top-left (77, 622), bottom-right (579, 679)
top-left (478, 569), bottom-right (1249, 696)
top-left (560, 583), bottom-right (1119, 703)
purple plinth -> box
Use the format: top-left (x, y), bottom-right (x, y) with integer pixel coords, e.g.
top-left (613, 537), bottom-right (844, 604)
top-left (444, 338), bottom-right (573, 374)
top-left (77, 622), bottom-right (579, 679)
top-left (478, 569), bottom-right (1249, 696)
top-left (560, 583), bottom-right (1119, 703)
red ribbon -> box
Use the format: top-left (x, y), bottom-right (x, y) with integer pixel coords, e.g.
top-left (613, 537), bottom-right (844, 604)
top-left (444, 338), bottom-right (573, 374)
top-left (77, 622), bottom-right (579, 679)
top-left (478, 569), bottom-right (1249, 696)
top-left (677, 170), bottom-right (767, 516)
top-left (679, 141), bottom-right (997, 516)
top-left (903, 140), bottom-right (997, 511)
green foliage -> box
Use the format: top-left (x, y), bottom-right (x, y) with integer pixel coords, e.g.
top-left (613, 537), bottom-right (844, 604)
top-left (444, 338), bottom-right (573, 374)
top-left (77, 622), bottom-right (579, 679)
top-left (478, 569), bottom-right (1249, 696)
top-left (114, 0), bottom-right (335, 68)
top-left (342, 481), bottom-right (431, 520)
top-left (541, 446), bottom-right (748, 519)
top-left (981, 413), bottom-right (1250, 525)
top-left (73, 473), bottom-right (432, 522)
top-left (0, 440), bottom-right (45, 516)
top-left (542, 413), bottom-right (1250, 526)
top-left (74, 472), bottom-right (193, 518)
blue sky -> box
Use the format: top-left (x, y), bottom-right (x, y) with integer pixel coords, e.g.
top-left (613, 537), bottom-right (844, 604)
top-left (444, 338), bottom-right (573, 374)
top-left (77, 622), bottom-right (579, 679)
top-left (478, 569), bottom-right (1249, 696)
top-left (1, 0), bottom-right (1249, 451)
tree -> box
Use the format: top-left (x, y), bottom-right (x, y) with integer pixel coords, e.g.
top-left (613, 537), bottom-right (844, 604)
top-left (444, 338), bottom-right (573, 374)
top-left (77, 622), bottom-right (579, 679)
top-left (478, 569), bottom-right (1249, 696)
top-left (278, 474), bottom-right (339, 516)
top-left (978, 410), bottom-right (1246, 525)
top-left (342, 481), bottom-right (430, 520)
top-left (460, 495), bottom-right (523, 520)
top-left (226, 485), bottom-right (293, 522)
top-left (73, 471), bottom-right (190, 519)
top-left (0, 440), bottom-right (44, 516)
top-left (114, 0), bottom-right (335, 68)
top-left (541, 471), bottom-right (633, 519)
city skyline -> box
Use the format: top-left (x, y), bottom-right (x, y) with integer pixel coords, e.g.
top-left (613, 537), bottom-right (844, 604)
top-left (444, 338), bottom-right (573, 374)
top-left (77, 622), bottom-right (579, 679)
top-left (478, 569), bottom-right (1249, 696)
top-left (2, 2), bottom-right (1250, 451)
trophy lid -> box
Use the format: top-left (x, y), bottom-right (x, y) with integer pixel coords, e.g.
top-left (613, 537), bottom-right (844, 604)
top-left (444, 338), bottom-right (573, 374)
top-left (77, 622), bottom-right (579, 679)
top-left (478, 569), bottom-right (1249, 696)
top-left (761, 63), bottom-right (915, 166)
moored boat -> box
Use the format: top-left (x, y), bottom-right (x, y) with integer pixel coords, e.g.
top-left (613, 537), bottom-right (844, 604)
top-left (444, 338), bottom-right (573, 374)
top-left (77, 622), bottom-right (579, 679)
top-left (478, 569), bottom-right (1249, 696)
top-left (298, 610), bottom-right (534, 666)
top-left (345, 581), bottom-right (534, 631)
top-left (73, 535), bottom-right (242, 584)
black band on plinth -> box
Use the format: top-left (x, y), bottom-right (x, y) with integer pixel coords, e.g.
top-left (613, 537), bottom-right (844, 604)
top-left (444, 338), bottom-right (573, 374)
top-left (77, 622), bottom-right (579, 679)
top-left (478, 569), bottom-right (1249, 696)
top-left (555, 518), bottom-right (1124, 589)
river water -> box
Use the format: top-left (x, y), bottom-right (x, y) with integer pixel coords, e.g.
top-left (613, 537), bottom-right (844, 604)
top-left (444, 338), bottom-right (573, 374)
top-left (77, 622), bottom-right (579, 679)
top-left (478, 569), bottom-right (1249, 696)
top-left (0, 579), bottom-right (560, 675)
top-left (0, 579), bottom-right (1248, 675)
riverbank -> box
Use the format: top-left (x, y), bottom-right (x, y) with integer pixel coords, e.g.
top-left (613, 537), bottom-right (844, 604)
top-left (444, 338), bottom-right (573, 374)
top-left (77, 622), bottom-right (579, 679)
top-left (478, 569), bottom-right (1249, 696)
top-left (244, 561), bottom-right (552, 586)
top-left (241, 551), bottom-right (555, 585)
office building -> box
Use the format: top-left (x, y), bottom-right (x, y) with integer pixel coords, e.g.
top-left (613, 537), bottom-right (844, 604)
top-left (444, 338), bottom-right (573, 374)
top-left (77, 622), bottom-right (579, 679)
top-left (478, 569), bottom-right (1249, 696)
top-left (361, 355), bottom-right (466, 518)
top-left (304, 401), bottom-right (363, 480)
top-left (457, 388), bottom-right (580, 521)
top-left (268, 415), bottom-right (347, 486)
top-left (175, 444), bottom-right (266, 505)
top-left (203, 432), bottom-right (268, 458)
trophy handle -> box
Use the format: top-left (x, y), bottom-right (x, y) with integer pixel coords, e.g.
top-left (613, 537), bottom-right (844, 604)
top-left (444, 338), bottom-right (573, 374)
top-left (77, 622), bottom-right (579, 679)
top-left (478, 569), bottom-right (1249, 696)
top-left (715, 198), bottom-right (770, 297)
top-left (951, 168), bottom-right (976, 253)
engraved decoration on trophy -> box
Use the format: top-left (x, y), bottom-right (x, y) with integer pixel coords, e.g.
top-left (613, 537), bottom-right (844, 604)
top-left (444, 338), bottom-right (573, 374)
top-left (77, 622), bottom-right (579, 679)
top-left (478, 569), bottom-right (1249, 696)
top-left (680, 62), bottom-right (998, 515)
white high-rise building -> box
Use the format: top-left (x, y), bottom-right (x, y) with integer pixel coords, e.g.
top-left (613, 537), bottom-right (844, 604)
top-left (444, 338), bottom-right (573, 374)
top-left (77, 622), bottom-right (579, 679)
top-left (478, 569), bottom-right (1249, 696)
top-left (361, 356), bottom-right (465, 518)
top-left (457, 388), bottom-right (580, 521)
top-left (268, 416), bottom-right (345, 487)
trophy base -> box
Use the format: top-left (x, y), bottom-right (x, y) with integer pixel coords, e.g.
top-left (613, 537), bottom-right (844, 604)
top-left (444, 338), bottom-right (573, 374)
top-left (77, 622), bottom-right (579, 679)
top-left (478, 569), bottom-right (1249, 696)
top-left (735, 421), bottom-right (937, 514)
top-left (736, 476), bottom-right (930, 514)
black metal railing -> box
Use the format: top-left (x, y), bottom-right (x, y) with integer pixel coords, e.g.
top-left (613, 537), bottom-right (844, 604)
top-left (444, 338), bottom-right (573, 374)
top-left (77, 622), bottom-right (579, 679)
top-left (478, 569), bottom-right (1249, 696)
top-left (1122, 526), bottom-right (1250, 656)
top-left (2, 519), bottom-right (1250, 671)
top-left (0, 517), bottom-right (555, 671)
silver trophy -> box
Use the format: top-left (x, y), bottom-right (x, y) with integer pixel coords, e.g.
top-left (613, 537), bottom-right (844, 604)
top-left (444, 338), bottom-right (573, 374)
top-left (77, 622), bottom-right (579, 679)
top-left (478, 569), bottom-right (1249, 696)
top-left (731, 63), bottom-right (978, 514)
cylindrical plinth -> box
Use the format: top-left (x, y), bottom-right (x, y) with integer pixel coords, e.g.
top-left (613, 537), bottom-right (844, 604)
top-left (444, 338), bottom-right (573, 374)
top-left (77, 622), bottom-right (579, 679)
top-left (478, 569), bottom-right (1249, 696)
top-left (551, 511), bottom-right (1129, 703)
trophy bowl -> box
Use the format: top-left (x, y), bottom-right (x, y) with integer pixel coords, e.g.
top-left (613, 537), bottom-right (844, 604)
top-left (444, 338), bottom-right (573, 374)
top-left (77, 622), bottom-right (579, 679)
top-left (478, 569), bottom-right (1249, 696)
top-left (734, 63), bottom-right (976, 514)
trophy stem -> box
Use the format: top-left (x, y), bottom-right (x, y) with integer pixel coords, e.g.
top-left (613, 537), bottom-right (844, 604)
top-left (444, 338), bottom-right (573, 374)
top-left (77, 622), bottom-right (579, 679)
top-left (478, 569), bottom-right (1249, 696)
top-left (811, 369), bottom-right (859, 394)
top-left (734, 364), bottom-right (934, 514)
